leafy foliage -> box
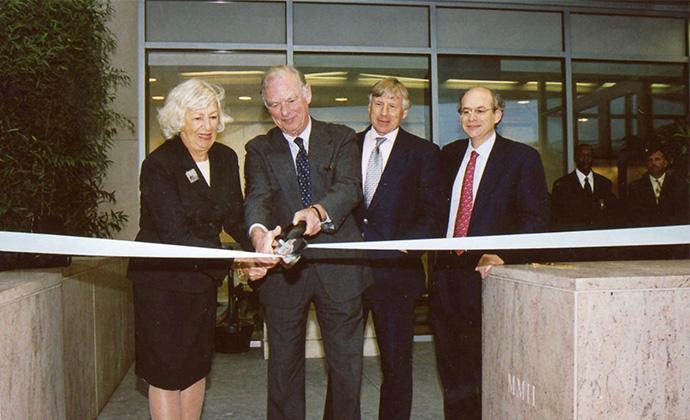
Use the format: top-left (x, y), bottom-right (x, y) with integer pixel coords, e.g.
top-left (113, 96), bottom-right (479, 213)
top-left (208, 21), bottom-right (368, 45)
top-left (0, 0), bottom-right (132, 237)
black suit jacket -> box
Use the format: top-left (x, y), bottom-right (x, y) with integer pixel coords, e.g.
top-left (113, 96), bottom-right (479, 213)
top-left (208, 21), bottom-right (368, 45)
top-left (627, 172), bottom-right (689, 227)
top-left (127, 137), bottom-right (250, 293)
top-left (243, 118), bottom-right (372, 308)
top-left (438, 135), bottom-right (550, 267)
top-left (551, 171), bottom-right (619, 231)
top-left (354, 127), bottom-right (445, 297)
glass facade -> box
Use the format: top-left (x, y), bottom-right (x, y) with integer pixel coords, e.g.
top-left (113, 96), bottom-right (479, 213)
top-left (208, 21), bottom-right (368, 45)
top-left (142, 0), bottom-right (689, 193)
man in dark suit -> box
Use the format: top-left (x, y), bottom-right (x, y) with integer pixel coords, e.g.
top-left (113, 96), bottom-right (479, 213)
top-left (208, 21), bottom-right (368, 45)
top-left (354, 78), bottom-right (445, 419)
top-left (627, 144), bottom-right (689, 228)
top-left (626, 145), bottom-right (689, 259)
top-left (551, 144), bottom-right (618, 231)
top-left (243, 65), bottom-right (372, 420)
top-left (431, 87), bottom-right (549, 419)
top-left (550, 144), bottom-right (618, 260)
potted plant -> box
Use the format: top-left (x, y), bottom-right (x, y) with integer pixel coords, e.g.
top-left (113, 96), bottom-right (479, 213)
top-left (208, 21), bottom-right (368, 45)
top-left (0, 0), bottom-right (132, 270)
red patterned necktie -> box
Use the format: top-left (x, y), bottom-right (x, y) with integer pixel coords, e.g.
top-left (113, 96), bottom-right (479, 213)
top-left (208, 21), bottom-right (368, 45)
top-left (453, 151), bottom-right (479, 255)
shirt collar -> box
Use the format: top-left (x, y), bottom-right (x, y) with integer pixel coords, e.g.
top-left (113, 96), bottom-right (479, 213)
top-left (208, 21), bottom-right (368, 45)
top-left (368, 126), bottom-right (400, 143)
top-left (649, 172), bottom-right (666, 184)
top-left (575, 169), bottom-right (592, 181)
top-left (282, 117), bottom-right (312, 145)
top-left (469, 131), bottom-right (496, 157)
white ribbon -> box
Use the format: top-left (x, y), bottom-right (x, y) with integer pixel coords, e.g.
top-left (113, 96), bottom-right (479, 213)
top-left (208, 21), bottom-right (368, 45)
top-left (0, 231), bottom-right (272, 259)
top-left (309, 225), bottom-right (690, 251)
top-left (0, 225), bottom-right (688, 259)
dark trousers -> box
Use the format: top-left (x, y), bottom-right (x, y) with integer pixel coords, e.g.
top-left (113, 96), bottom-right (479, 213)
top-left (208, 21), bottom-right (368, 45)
top-left (264, 269), bottom-right (364, 420)
top-left (363, 289), bottom-right (418, 420)
top-left (430, 263), bottom-right (482, 420)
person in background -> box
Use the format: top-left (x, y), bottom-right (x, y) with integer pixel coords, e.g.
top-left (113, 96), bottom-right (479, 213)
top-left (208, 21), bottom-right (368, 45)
top-left (431, 86), bottom-right (549, 420)
top-left (626, 144), bottom-right (689, 259)
top-left (243, 65), bottom-right (372, 420)
top-left (550, 143), bottom-right (619, 260)
top-left (551, 144), bottom-right (618, 231)
top-left (127, 79), bottom-right (266, 420)
top-left (352, 77), bottom-right (445, 419)
top-left (627, 144), bottom-right (689, 228)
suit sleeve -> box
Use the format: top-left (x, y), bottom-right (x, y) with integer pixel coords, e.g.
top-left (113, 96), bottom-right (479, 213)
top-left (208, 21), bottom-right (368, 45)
top-left (243, 138), bottom-right (275, 233)
top-left (498, 147), bottom-right (550, 264)
top-left (405, 143), bottom-right (446, 240)
top-left (515, 148), bottom-right (550, 233)
top-left (222, 152), bottom-right (252, 251)
top-left (317, 128), bottom-right (363, 230)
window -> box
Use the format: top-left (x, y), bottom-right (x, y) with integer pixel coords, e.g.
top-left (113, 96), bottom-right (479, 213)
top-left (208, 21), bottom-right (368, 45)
top-left (293, 53), bottom-right (431, 140)
top-left (438, 56), bottom-right (565, 187)
top-left (572, 60), bottom-right (688, 193)
top-left (146, 52), bottom-right (285, 182)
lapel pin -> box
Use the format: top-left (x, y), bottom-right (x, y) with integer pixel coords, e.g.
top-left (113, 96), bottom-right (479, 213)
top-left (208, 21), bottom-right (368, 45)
top-left (185, 168), bottom-right (199, 183)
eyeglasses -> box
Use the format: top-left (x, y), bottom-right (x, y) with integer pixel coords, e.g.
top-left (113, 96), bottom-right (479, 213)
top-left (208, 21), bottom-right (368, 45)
top-left (459, 107), bottom-right (497, 118)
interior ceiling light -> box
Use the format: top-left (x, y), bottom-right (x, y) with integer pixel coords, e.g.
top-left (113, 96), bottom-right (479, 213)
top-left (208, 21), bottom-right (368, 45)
top-left (334, 97), bottom-right (348, 102)
top-left (179, 70), bottom-right (265, 77)
top-left (238, 96), bottom-right (252, 101)
top-left (359, 73), bottom-right (428, 84)
top-left (152, 96), bottom-right (165, 100)
top-left (518, 100), bottom-right (530, 104)
top-left (446, 79), bottom-right (518, 85)
top-left (578, 117), bottom-right (589, 122)
top-left (148, 77), bottom-right (157, 82)
top-left (305, 71), bottom-right (348, 80)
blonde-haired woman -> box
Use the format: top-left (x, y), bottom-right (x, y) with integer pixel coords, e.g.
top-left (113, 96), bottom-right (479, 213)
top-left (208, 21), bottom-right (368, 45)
top-left (128, 79), bottom-right (265, 419)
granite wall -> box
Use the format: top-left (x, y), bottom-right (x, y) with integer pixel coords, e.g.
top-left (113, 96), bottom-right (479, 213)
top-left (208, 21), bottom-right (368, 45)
top-left (0, 257), bottom-right (134, 420)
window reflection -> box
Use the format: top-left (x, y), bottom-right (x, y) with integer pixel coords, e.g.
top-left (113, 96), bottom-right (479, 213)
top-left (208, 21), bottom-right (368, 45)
top-left (438, 56), bottom-right (565, 188)
top-left (294, 54), bottom-right (431, 140)
top-left (572, 60), bottom-right (688, 197)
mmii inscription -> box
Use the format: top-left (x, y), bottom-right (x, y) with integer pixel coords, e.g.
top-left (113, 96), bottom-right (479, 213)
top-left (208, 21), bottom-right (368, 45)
top-left (508, 373), bottom-right (536, 407)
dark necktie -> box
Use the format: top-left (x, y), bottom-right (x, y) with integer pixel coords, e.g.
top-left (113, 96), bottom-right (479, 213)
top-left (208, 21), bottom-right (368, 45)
top-left (583, 176), bottom-right (593, 196)
top-left (363, 136), bottom-right (387, 208)
top-left (453, 151), bottom-right (479, 255)
top-left (294, 137), bottom-right (312, 207)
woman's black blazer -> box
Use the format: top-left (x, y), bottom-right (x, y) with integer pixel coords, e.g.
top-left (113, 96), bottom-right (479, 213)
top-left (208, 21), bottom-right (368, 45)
top-left (127, 136), bottom-right (250, 293)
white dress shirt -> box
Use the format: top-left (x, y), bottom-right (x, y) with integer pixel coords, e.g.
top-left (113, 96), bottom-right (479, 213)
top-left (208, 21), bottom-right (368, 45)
top-left (446, 132), bottom-right (497, 237)
top-left (282, 118), bottom-right (313, 175)
top-left (649, 172), bottom-right (665, 188)
top-left (575, 169), bottom-right (594, 193)
top-left (361, 127), bottom-right (399, 184)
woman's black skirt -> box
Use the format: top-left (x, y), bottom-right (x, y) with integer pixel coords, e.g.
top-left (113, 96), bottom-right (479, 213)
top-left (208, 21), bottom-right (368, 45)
top-left (133, 282), bottom-right (217, 390)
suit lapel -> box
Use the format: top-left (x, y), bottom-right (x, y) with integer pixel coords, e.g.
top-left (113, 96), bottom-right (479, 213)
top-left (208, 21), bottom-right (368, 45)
top-left (308, 119), bottom-right (336, 202)
top-left (207, 144), bottom-right (227, 203)
top-left (367, 129), bottom-right (410, 211)
top-left (173, 137), bottom-right (214, 200)
top-left (471, 136), bottom-right (507, 219)
top-left (266, 128), bottom-right (304, 211)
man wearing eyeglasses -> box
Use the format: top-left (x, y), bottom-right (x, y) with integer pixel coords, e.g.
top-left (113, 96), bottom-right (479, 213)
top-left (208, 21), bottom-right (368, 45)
top-left (431, 86), bottom-right (549, 419)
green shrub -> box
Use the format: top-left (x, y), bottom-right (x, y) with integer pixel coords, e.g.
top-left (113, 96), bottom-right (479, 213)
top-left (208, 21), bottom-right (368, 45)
top-left (0, 0), bottom-right (131, 237)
